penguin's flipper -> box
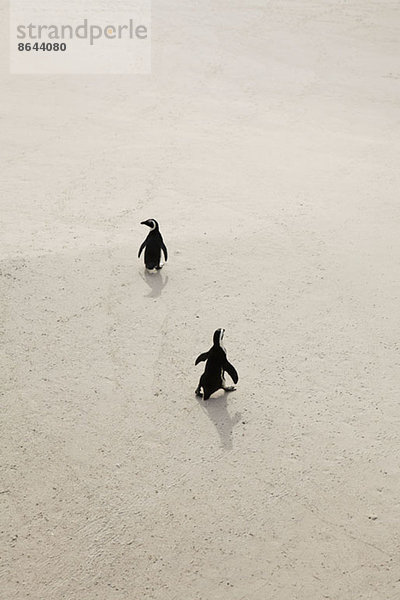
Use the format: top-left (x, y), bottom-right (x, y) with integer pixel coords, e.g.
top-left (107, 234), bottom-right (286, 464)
top-left (224, 360), bottom-right (238, 384)
top-left (195, 352), bottom-right (209, 365)
top-left (138, 240), bottom-right (146, 258)
top-left (161, 241), bottom-right (168, 262)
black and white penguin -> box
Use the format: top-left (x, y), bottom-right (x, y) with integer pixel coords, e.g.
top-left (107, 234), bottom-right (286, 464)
top-left (138, 219), bottom-right (168, 270)
top-left (195, 328), bottom-right (238, 400)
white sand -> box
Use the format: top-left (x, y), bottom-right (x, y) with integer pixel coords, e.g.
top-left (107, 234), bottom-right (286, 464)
top-left (1, 1), bottom-right (400, 598)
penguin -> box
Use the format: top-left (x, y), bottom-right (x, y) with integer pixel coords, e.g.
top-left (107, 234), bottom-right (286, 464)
top-left (195, 328), bottom-right (239, 400)
top-left (138, 219), bottom-right (168, 270)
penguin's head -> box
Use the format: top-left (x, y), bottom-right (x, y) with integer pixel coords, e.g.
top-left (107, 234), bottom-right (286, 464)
top-left (213, 328), bottom-right (225, 347)
top-left (141, 219), bottom-right (158, 231)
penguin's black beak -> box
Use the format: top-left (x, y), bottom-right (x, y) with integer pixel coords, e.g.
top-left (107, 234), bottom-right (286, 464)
top-left (141, 220), bottom-right (151, 227)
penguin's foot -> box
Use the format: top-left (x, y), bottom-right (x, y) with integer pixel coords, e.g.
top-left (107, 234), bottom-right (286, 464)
top-left (223, 385), bottom-right (236, 392)
top-left (195, 387), bottom-right (202, 397)
top-left (155, 265), bottom-right (163, 270)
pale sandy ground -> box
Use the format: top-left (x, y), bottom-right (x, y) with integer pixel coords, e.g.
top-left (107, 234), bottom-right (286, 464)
top-left (1, 1), bottom-right (400, 598)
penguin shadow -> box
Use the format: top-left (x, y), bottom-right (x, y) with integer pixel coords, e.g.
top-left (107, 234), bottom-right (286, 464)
top-left (140, 269), bottom-right (168, 298)
top-left (195, 391), bottom-right (242, 451)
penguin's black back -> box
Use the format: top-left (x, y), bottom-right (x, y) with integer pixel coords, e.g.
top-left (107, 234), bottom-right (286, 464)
top-left (144, 230), bottom-right (163, 269)
top-left (199, 346), bottom-right (227, 399)
top-left (203, 346), bottom-right (226, 375)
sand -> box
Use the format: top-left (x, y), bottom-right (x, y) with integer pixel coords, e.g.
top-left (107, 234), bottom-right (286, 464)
top-left (1, 1), bottom-right (400, 598)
